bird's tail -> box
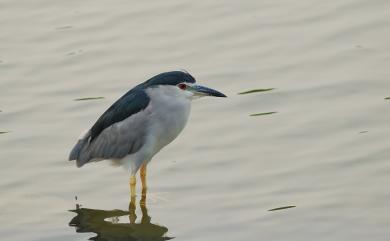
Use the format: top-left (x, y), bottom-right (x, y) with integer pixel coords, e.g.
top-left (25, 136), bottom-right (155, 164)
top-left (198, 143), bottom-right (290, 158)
top-left (69, 130), bottom-right (91, 167)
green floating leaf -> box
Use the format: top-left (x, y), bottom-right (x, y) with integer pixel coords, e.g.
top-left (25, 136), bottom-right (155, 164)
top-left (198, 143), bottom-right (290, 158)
top-left (0, 131), bottom-right (10, 134)
top-left (268, 205), bottom-right (296, 212)
top-left (385, 97), bottom-right (390, 100)
top-left (74, 97), bottom-right (105, 101)
top-left (250, 111), bottom-right (277, 117)
top-left (238, 88), bottom-right (275, 95)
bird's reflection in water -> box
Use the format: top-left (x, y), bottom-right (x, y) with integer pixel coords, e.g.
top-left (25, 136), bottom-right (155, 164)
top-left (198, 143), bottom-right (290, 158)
top-left (69, 193), bottom-right (172, 241)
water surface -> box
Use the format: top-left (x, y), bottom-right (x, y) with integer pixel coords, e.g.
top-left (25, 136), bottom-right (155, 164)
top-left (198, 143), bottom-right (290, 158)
top-left (1, 0), bottom-right (390, 240)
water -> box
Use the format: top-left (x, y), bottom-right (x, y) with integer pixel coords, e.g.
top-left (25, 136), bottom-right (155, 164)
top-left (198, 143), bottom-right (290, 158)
top-left (1, 0), bottom-right (390, 240)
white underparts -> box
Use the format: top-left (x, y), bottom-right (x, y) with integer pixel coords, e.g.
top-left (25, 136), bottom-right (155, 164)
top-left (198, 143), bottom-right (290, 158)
top-left (119, 85), bottom-right (192, 175)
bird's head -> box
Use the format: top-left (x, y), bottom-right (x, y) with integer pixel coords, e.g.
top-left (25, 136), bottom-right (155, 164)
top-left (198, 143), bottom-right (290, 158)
top-left (143, 71), bottom-right (226, 100)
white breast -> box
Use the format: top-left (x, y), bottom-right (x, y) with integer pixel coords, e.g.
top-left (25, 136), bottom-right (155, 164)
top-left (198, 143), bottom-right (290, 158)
top-left (145, 85), bottom-right (192, 156)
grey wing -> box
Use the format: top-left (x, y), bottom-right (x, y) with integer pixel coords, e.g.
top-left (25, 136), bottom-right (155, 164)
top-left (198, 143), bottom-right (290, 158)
top-left (70, 111), bottom-right (149, 167)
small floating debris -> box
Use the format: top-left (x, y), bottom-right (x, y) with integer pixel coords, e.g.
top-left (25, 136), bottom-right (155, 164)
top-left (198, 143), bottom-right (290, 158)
top-left (238, 88), bottom-right (275, 95)
top-left (55, 25), bottom-right (73, 30)
top-left (359, 131), bottom-right (368, 134)
top-left (250, 111), bottom-right (277, 117)
top-left (385, 97), bottom-right (390, 100)
top-left (66, 49), bottom-right (83, 56)
top-left (74, 97), bottom-right (105, 101)
top-left (0, 131), bottom-right (10, 134)
top-left (268, 205), bottom-right (296, 212)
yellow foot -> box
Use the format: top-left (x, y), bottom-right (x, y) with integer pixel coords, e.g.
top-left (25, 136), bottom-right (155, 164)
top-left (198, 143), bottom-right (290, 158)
top-left (128, 196), bottom-right (137, 224)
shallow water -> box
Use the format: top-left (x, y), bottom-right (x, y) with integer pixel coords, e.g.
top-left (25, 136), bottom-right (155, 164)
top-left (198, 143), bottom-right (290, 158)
top-left (1, 0), bottom-right (390, 240)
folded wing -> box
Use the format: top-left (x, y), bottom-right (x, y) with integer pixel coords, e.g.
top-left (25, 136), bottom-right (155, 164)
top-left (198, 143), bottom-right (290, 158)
top-left (69, 87), bottom-right (151, 167)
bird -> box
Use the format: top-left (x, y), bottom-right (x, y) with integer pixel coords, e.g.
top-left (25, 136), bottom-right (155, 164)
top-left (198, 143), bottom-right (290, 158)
top-left (69, 71), bottom-right (226, 198)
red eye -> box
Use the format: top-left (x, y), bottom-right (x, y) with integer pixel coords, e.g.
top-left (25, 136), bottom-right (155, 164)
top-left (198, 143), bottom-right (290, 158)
top-left (178, 83), bottom-right (187, 90)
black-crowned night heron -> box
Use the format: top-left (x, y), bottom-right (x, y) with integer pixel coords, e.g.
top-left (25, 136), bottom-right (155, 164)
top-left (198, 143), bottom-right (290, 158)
top-left (69, 71), bottom-right (226, 198)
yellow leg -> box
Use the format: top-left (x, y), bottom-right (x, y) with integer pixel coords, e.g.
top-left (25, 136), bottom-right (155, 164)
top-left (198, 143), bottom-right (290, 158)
top-left (130, 175), bottom-right (136, 198)
top-left (140, 164), bottom-right (147, 192)
top-left (140, 164), bottom-right (147, 206)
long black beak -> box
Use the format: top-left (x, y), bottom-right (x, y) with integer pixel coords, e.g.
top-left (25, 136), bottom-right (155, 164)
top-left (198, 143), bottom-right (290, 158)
top-left (191, 84), bottom-right (227, 97)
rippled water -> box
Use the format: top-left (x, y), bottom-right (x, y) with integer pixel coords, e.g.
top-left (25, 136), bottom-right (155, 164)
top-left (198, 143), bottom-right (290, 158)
top-left (1, 0), bottom-right (390, 240)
